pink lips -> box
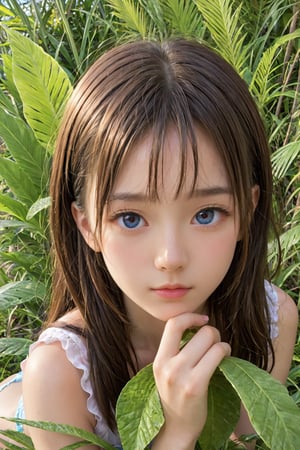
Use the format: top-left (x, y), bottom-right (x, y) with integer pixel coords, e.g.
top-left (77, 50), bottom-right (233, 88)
top-left (151, 284), bottom-right (191, 299)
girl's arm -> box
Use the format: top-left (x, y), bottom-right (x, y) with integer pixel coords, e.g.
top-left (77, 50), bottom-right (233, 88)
top-left (22, 341), bottom-right (100, 450)
top-left (151, 313), bottom-right (231, 450)
top-left (234, 287), bottom-right (298, 445)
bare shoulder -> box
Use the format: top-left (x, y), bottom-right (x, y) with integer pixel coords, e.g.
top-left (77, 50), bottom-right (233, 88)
top-left (23, 340), bottom-right (96, 448)
top-left (23, 339), bottom-right (80, 386)
top-left (23, 339), bottom-right (90, 413)
top-left (271, 285), bottom-right (298, 383)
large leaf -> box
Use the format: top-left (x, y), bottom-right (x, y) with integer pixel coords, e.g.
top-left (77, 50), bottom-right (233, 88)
top-left (0, 107), bottom-right (49, 189)
top-left (198, 368), bottom-right (240, 450)
top-left (4, 27), bottom-right (72, 148)
top-left (116, 362), bottom-right (239, 450)
top-left (219, 357), bottom-right (300, 450)
top-left (0, 280), bottom-right (47, 310)
top-left (116, 364), bottom-right (163, 450)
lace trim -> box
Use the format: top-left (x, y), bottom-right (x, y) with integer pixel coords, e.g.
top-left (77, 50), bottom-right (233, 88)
top-left (25, 328), bottom-right (120, 446)
top-left (264, 281), bottom-right (279, 340)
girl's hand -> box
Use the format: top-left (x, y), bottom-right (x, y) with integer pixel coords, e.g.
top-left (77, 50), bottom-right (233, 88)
top-left (152, 313), bottom-right (231, 450)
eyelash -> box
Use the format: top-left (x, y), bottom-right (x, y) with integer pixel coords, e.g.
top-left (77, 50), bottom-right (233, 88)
top-left (109, 207), bottom-right (230, 230)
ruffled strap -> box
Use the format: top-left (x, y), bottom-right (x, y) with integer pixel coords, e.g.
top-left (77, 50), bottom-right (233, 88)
top-left (23, 327), bottom-right (121, 446)
top-left (264, 281), bottom-right (279, 340)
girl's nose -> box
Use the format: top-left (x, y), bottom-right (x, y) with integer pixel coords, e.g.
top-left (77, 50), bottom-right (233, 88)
top-left (154, 232), bottom-right (188, 272)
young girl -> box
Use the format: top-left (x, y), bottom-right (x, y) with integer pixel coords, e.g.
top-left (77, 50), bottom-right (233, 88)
top-left (0, 38), bottom-right (298, 450)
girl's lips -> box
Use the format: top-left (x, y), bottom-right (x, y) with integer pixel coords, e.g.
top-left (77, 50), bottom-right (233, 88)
top-left (151, 286), bottom-right (191, 299)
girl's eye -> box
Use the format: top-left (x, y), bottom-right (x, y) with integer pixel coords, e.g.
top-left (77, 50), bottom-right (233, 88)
top-left (117, 212), bottom-right (144, 229)
top-left (194, 208), bottom-right (224, 225)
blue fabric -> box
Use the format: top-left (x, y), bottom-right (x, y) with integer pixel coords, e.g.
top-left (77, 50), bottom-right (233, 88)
top-left (0, 371), bottom-right (24, 432)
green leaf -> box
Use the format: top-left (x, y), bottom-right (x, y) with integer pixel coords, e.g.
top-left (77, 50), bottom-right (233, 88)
top-left (117, 362), bottom-right (239, 450)
top-left (0, 107), bottom-right (48, 189)
top-left (0, 193), bottom-right (28, 221)
top-left (219, 357), bottom-right (300, 450)
top-left (1, 419), bottom-right (116, 450)
top-left (0, 219), bottom-right (33, 229)
top-left (0, 252), bottom-right (46, 278)
top-left (0, 338), bottom-right (32, 356)
top-left (0, 428), bottom-right (34, 449)
top-left (1, 54), bottom-right (22, 107)
top-left (0, 280), bottom-right (47, 310)
top-left (116, 364), bottom-right (164, 450)
top-left (26, 196), bottom-right (51, 220)
top-left (0, 158), bottom-right (40, 206)
top-left (4, 27), bottom-right (72, 148)
top-left (272, 141), bottom-right (300, 179)
top-left (198, 368), bottom-right (240, 450)
top-left (0, 86), bottom-right (18, 117)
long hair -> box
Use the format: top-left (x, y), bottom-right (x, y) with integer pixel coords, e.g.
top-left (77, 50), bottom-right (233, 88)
top-left (48, 39), bottom-right (277, 429)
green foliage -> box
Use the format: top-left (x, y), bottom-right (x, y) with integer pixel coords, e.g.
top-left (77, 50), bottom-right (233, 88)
top-left (116, 364), bottom-right (164, 449)
top-left (0, 0), bottom-right (299, 447)
top-left (1, 357), bottom-right (300, 449)
top-left (0, 25), bottom-right (72, 377)
top-left (4, 27), bottom-right (72, 148)
top-left (194, 0), bottom-right (249, 76)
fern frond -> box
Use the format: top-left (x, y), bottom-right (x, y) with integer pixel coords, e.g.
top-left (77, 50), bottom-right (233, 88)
top-left (161, 0), bottom-right (203, 37)
top-left (194, 0), bottom-right (249, 75)
top-left (107, 0), bottom-right (149, 38)
top-left (250, 30), bottom-right (300, 111)
top-left (272, 141), bottom-right (300, 179)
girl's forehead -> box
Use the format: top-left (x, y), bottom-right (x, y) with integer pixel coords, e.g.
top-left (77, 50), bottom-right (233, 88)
top-left (111, 126), bottom-right (229, 199)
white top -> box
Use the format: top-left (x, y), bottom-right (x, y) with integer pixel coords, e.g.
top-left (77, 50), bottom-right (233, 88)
top-left (22, 281), bottom-right (279, 445)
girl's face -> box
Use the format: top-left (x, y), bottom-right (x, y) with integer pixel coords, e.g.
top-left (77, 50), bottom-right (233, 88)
top-left (75, 126), bottom-right (245, 324)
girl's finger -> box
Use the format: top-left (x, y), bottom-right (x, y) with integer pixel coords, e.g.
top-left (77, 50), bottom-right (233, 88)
top-left (156, 313), bottom-right (209, 361)
top-left (191, 341), bottom-right (231, 386)
top-left (177, 325), bottom-right (222, 367)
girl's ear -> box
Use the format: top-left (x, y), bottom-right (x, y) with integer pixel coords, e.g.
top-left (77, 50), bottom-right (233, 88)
top-left (251, 184), bottom-right (260, 211)
top-left (71, 202), bottom-right (101, 252)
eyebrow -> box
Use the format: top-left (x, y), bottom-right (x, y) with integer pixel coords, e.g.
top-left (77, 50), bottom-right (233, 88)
top-left (107, 186), bottom-right (232, 203)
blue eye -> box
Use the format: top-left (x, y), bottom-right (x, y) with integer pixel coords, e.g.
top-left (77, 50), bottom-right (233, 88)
top-left (195, 209), bottom-right (218, 225)
top-left (118, 212), bottom-right (143, 229)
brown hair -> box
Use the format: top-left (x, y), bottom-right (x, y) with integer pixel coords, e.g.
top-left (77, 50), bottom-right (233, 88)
top-left (48, 39), bottom-right (277, 429)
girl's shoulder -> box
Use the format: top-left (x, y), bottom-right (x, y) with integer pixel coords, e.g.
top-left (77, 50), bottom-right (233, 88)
top-left (22, 320), bottom-right (121, 446)
top-left (21, 327), bottom-right (96, 444)
top-left (22, 325), bottom-right (92, 424)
